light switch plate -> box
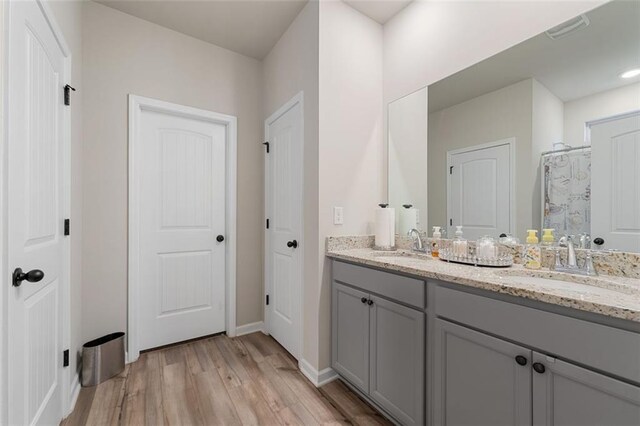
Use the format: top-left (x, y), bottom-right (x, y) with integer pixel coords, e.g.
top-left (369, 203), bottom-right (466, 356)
top-left (333, 207), bottom-right (344, 225)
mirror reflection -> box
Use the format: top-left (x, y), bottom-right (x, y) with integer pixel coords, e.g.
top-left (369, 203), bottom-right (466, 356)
top-left (388, 0), bottom-right (640, 252)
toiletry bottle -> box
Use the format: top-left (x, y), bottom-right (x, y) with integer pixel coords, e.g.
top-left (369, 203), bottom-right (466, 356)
top-left (431, 226), bottom-right (442, 258)
top-left (453, 226), bottom-right (468, 257)
top-left (541, 228), bottom-right (555, 246)
top-left (523, 230), bottom-right (541, 270)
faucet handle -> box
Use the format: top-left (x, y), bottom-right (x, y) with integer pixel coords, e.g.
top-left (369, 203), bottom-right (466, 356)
top-left (583, 250), bottom-right (598, 276)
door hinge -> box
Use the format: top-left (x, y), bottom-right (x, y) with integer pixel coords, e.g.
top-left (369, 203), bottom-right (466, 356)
top-left (449, 166), bottom-right (454, 174)
top-left (64, 84), bottom-right (76, 106)
top-left (63, 349), bottom-right (69, 367)
top-left (266, 218), bottom-right (270, 229)
top-left (263, 141), bottom-right (270, 153)
top-left (266, 295), bottom-right (270, 305)
top-left (450, 218), bottom-right (453, 226)
top-left (64, 219), bottom-right (70, 236)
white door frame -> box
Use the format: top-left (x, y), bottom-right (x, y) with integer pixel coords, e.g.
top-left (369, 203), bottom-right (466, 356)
top-left (0, 0), bottom-right (73, 421)
top-left (446, 138), bottom-right (516, 236)
top-left (263, 92), bottom-right (304, 360)
top-left (128, 95), bottom-right (237, 363)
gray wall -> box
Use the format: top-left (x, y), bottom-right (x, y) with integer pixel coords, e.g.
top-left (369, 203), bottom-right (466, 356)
top-left (81, 2), bottom-right (264, 343)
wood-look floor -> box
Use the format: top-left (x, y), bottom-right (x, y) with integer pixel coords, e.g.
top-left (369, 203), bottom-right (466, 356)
top-left (62, 332), bottom-right (391, 426)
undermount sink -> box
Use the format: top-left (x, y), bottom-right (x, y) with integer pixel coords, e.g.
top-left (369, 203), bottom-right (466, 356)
top-left (492, 270), bottom-right (637, 296)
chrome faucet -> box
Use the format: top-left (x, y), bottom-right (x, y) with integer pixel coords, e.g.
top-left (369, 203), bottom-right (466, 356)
top-left (408, 228), bottom-right (427, 253)
top-left (554, 234), bottom-right (597, 276)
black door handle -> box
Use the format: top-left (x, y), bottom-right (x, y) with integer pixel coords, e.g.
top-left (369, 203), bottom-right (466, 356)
top-left (216, 235), bottom-right (225, 242)
top-left (287, 240), bottom-right (298, 248)
top-left (12, 268), bottom-right (44, 287)
top-left (515, 355), bottom-right (528, 366)
top-left (532, 362), bottom-right (546, 374)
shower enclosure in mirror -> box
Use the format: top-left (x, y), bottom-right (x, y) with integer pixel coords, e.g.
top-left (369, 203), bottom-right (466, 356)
top-left (387, 0), bottom-right (640, 253)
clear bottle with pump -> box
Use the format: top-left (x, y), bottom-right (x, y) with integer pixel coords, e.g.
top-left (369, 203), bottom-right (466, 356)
top-left (431, 226), bottom-right (442, 258)
top-left (523, 230), bottom-right (541, 269)
top-left (452, 226), bottom-right (468, 257)
top-left (541, 228), bottom-right (555, 246)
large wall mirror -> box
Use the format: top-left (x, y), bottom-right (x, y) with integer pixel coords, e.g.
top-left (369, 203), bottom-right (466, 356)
top-left (388, 0), bottom-right (640, 253)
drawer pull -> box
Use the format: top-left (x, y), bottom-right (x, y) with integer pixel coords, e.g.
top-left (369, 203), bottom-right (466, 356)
top-left (533, 362), bottom-right (546, 374)
top-left (515, 355), bottom-right (528, 366)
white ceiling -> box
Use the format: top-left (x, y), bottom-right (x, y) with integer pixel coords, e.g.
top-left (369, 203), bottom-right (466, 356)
top-left (344, 0), bottom-right (412, 24)
top-left (428, 0), bottom-right (640, 112)
top-left (95, 0), bottom-right (308, 59)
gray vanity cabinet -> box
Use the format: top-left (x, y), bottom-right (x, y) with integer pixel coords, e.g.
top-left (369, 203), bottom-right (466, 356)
top-left (532, 352), bottom-right (640, 426)
top-left (332, 282), bottom-right (370, 393)
top-left (369, 295), bottom-right (425, 426)
top-left (433, 319), bottom-right (532, 426)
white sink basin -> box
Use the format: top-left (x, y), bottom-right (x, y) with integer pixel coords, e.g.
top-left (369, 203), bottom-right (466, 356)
top-left (373, 251), bottom-right (431, 262)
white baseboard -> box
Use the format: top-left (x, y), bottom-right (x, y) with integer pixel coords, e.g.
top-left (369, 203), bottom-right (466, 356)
top-left (68, 373), bottom-right (81, 415)
top-left (298, 358), bottom-right (338, 387)
top-left (235, 321), bottom-right (264, 336)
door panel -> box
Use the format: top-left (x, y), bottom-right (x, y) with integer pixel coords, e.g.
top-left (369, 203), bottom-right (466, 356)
top-left (370, 296), bottom-right (425, 426)
top-left (591, 113), bottom-right (640, 252)
top-left (266, 98), bottom-right (303, 358)
top-left (532, 352), bottom-right (640, 426)
top-left (8, 1), bottom-right (67, 424)
top-left (449, 141), bottom-right (512, 239)
top-left (332, 283), bottom-right (370, 393)
top-left (138, 109), bottom-right (226, 350)
top-left (433, 319), bottom-right (532, 426)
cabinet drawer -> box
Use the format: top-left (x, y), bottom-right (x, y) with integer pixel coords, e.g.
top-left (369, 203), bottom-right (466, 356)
top-left (435, 284), bottom-right (640, 384)
top-left (333, 261), bottom-right (425, 309)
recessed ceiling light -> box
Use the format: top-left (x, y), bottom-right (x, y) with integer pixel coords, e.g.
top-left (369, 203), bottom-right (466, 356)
top-left (620, 68), bottom-right (640, 79)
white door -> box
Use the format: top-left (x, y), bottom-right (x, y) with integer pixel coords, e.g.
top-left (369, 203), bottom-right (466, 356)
top-left (136, 103), bottom-right (227, 350)
top-left (448, 140), bottom-right (513, 240)
top-left (265, 94), bottom-right (303, 359)
top-left (591, 112), bottom-right (640, 252)
top-left (7, 0), bottom-right (68, 424)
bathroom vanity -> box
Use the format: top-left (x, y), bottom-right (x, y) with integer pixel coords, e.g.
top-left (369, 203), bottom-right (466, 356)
top-left (328, 248), bottom-right (640, 426)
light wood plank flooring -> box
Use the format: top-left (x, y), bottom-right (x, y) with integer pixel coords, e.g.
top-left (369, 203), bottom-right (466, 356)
top-left (62, 332), bottom-right (391, 426)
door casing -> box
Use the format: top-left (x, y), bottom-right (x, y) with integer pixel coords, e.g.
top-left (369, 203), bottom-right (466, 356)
top-left (263, 92), bottom-right (304, 360)
top-left (127, 95), bottom-right (237, 363)
top-left (0, 0), bottom-right (73, 422)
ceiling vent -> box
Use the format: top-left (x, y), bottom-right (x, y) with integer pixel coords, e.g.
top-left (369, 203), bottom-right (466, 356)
top-left (545, 14), bottom-right (590, 40)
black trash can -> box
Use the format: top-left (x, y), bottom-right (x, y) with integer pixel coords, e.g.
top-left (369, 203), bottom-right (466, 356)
top-left (81, 332), bottom-right (125, 387)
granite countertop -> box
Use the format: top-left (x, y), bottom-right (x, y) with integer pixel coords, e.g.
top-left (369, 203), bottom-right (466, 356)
top-left (327, 247), bottom-right (640, 323)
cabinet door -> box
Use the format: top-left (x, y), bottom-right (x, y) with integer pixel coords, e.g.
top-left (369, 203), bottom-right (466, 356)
top-left (532, 352), bottom-right (640, 426)
top-left (433, 319), bottom-right (532, 426)
top-left (332, 282), bottom-right (370, 393)
top-left (370, 295), bottom-right (425, 426)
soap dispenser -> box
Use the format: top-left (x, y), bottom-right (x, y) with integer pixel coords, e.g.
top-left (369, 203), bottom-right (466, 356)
top-left (541, 228), bottom-right (555, 246)
top-left (523, 230), bottom-right (541, 270)
top-left (452, 226), bottom-right (468, 257)
top-left (431, 226), bottom-right (442, 258)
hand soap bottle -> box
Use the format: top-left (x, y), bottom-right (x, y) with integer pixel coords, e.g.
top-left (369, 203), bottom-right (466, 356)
top-left (541, 228), bottom-right (555, 246)
top-left (431, 226), bottom-right (442, 258)
top-left (523, 230), bottom-right (541, 270)
top-left (452, 226), bottom-right (468, 257)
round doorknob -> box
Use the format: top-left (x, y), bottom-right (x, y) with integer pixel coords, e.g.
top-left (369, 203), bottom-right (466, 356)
top-left (532, 362), bottom-right (546, 374)
top-left (287, 240), bottom-right (298, 248)
top-left (515, 355), bottom-right (528, 366)
top-left (593, 237), bottom-right (605, 247)
top-left (216, 235), bottom-right (225, 242)
top-left (12, 268), bottom-right (44, 287)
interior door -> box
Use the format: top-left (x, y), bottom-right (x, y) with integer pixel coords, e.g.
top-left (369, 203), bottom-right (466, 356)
top-left (7, 0), bottom-right (67, 424)
top-left (449, 141), bottom-right (512, 240)
top-left (532, 352), bottom-right (640, 425)
top-left (591, 112), bottom-right (640, 252)
top-left (265, 96), bottom-right (303, 358)
top-left (138, 106), bottom-right (226, 350)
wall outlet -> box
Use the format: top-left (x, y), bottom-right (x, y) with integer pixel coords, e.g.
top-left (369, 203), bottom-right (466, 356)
top-left (333, 207), bottom-right (344, 225)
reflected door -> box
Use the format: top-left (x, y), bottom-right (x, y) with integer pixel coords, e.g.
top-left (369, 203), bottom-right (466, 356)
top-left (448, 140), bottom-right (513, 240)
top-left (591, 112), bottom-right (640, 252)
